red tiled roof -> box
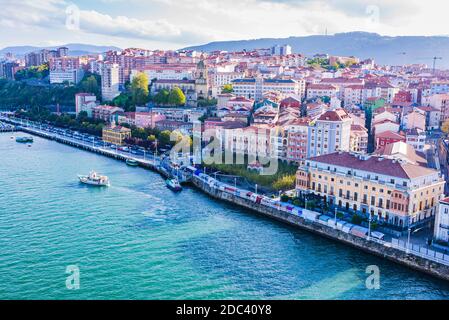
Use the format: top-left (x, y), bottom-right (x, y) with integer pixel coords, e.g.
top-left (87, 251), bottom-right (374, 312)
top-left (307, 84), bottom-right (337, 90)
top-left (317, 108), bottom-right (350, 122)
top-left (308, 152), bottom-right (437, 179)
top-left (351, 124), bottom-right (368, 132)
top-left (375, 130), bottom-right (405, 139)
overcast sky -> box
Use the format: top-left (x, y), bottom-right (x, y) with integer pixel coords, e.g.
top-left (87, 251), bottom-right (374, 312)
top-left (1, 0), bottom-right (448, 50)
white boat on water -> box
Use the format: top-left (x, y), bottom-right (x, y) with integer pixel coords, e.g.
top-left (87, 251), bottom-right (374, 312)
top-left (166, 177), bottom-right (182, 192)
top-left (78, 171), bottom-right (110, 187)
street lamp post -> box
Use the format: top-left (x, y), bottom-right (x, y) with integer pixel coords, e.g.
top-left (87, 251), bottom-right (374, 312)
top-left (406, 227), bottom-right (412, 254)
top-left (334, 207), bottom-right (338, 228)
top-left (367, 213), bottom-right (372, 241)
top-left (255, 184), bottom-right (258, 195)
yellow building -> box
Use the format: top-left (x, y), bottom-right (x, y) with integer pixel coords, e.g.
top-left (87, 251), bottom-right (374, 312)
top-left (296, 152), bottom-right (445, 229)
top-left (102, 125), bottom-right (132, 146)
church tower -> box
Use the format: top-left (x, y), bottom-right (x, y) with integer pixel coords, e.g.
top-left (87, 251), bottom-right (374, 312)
top-left (195, 59), bottom-right (209, 102)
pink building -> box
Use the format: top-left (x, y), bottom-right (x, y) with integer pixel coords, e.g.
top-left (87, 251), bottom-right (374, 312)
top-left (92, 105), bottom-right (125, 123)
top-left (121, 112), bottom-right (167, 128)
top-left (286, 118), bottom-right (310, 163)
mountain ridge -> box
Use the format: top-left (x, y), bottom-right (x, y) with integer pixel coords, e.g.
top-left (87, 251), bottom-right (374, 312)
top-left (182, 32), bottom-right (449, 68)
top-left (0, 43), bottom-right (122, 57)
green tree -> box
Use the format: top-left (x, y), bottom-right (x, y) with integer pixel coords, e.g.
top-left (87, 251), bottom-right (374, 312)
top-left (168, 87), bottom-right (186, 106)
top-left (130, 72), bottom-right (149, 106)
top-left (153, 89), bottom-right (170, 105)
top-left (81, 75), bottom-right (99, 96)
top-left (112, 93), bottom-right (132, 111)
top-left (222, 84), bottom-right (233, 94)
top-left (158, 130), bottom-right (173, 146)
top-left (272, 175), bottom-right (296, 191)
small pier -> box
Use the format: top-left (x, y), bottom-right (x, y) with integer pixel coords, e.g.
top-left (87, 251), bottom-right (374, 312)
top-left (0, 123), bottom-right (16, 132)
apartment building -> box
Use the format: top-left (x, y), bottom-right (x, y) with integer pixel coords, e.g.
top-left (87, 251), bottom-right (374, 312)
top-left (223, 124), bottom-right (277, 159)
top-left (306, 84), bottom-right (338, 100)
top-left (405, 128), bottom-right (427, 152)
top-left (308, 108), bottom-right (353, 158)
top-left (286, 118), bottom-right (310, 163)
top-left (75, 93), bottom-right (97, 117)
top-left (232, 77), bottom-right (305, 100)
top-left (49, 57), bottom-right (84, 84)
top-left (434, 198), bottom-right (449, 244)
top-left (132, 63), bottom-right (197, 81)
top-left (349, 124), bottom-right (368, 154)
top-left (92, 105), bottom-right (124, 123)
top-left (101, 63), bottom-right (120, 102)
top-left (296, 152), bottom-right (445, 229)
top-left (375, 130), bottom-right (406, 150)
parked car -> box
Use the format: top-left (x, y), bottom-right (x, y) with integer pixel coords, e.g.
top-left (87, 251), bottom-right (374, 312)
top-left (371, 231), bottom-right (385, 241)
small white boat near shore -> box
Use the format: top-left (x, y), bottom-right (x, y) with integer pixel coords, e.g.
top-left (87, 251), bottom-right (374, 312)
top-left (78, 171), bottom-right (110, 187)
top-left (166, 177), bottom-right (182, 192)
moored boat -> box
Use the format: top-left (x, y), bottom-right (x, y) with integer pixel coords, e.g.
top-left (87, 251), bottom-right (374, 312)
top-left (16, 136), bottom-right (33, 143)
top-left (166, 178), bottom-right (182, 192)
top-left (78, 171), bottom-right (110, 187)
top-left (126, 158), bottom-right (139, 167)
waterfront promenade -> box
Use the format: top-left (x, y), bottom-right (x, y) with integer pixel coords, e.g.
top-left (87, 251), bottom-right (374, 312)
top-left (0, 115), bottom-right (190, 182)
top-left (2, 114), bottom-right (449, 282)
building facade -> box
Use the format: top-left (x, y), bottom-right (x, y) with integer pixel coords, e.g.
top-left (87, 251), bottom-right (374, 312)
top-left (102, 125), bottom-right (132, 146)
top-left (75, 93), bottom-right (97, 117)
top-left (434, 198), bottom-right (449, 244)
top-left (308, 109), bottom-right (353, 158)
top-left (296, 152), bottom-right (445, 229)
top-left (101, 63), bottom-right (120, 102)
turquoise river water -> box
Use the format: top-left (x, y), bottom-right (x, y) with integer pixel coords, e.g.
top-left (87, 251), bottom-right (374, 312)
top-left (1, 133), bottom-right (449, 299)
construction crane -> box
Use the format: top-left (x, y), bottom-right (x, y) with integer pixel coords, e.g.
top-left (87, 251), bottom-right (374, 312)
top-left (432, 56), bottom-right (443, 74)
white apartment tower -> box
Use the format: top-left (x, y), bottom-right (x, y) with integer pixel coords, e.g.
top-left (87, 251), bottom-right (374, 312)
top-left (101, 63), bottom-right (120, 102)
top-left (308, 108), bottom-right (353, 158)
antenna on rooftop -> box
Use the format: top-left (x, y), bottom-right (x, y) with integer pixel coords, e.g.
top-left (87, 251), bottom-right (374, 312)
top-left (432, 57), bottom-right (443, 74)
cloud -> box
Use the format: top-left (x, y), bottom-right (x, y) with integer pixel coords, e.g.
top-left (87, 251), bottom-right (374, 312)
top-left (0, 0), bottom-right (448, 49)
top-left (78, 10), bottom-right (211, 44)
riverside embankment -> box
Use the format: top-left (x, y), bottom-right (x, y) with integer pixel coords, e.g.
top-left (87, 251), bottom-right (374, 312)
top-left (191, 175), bottom-right (449, 282)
